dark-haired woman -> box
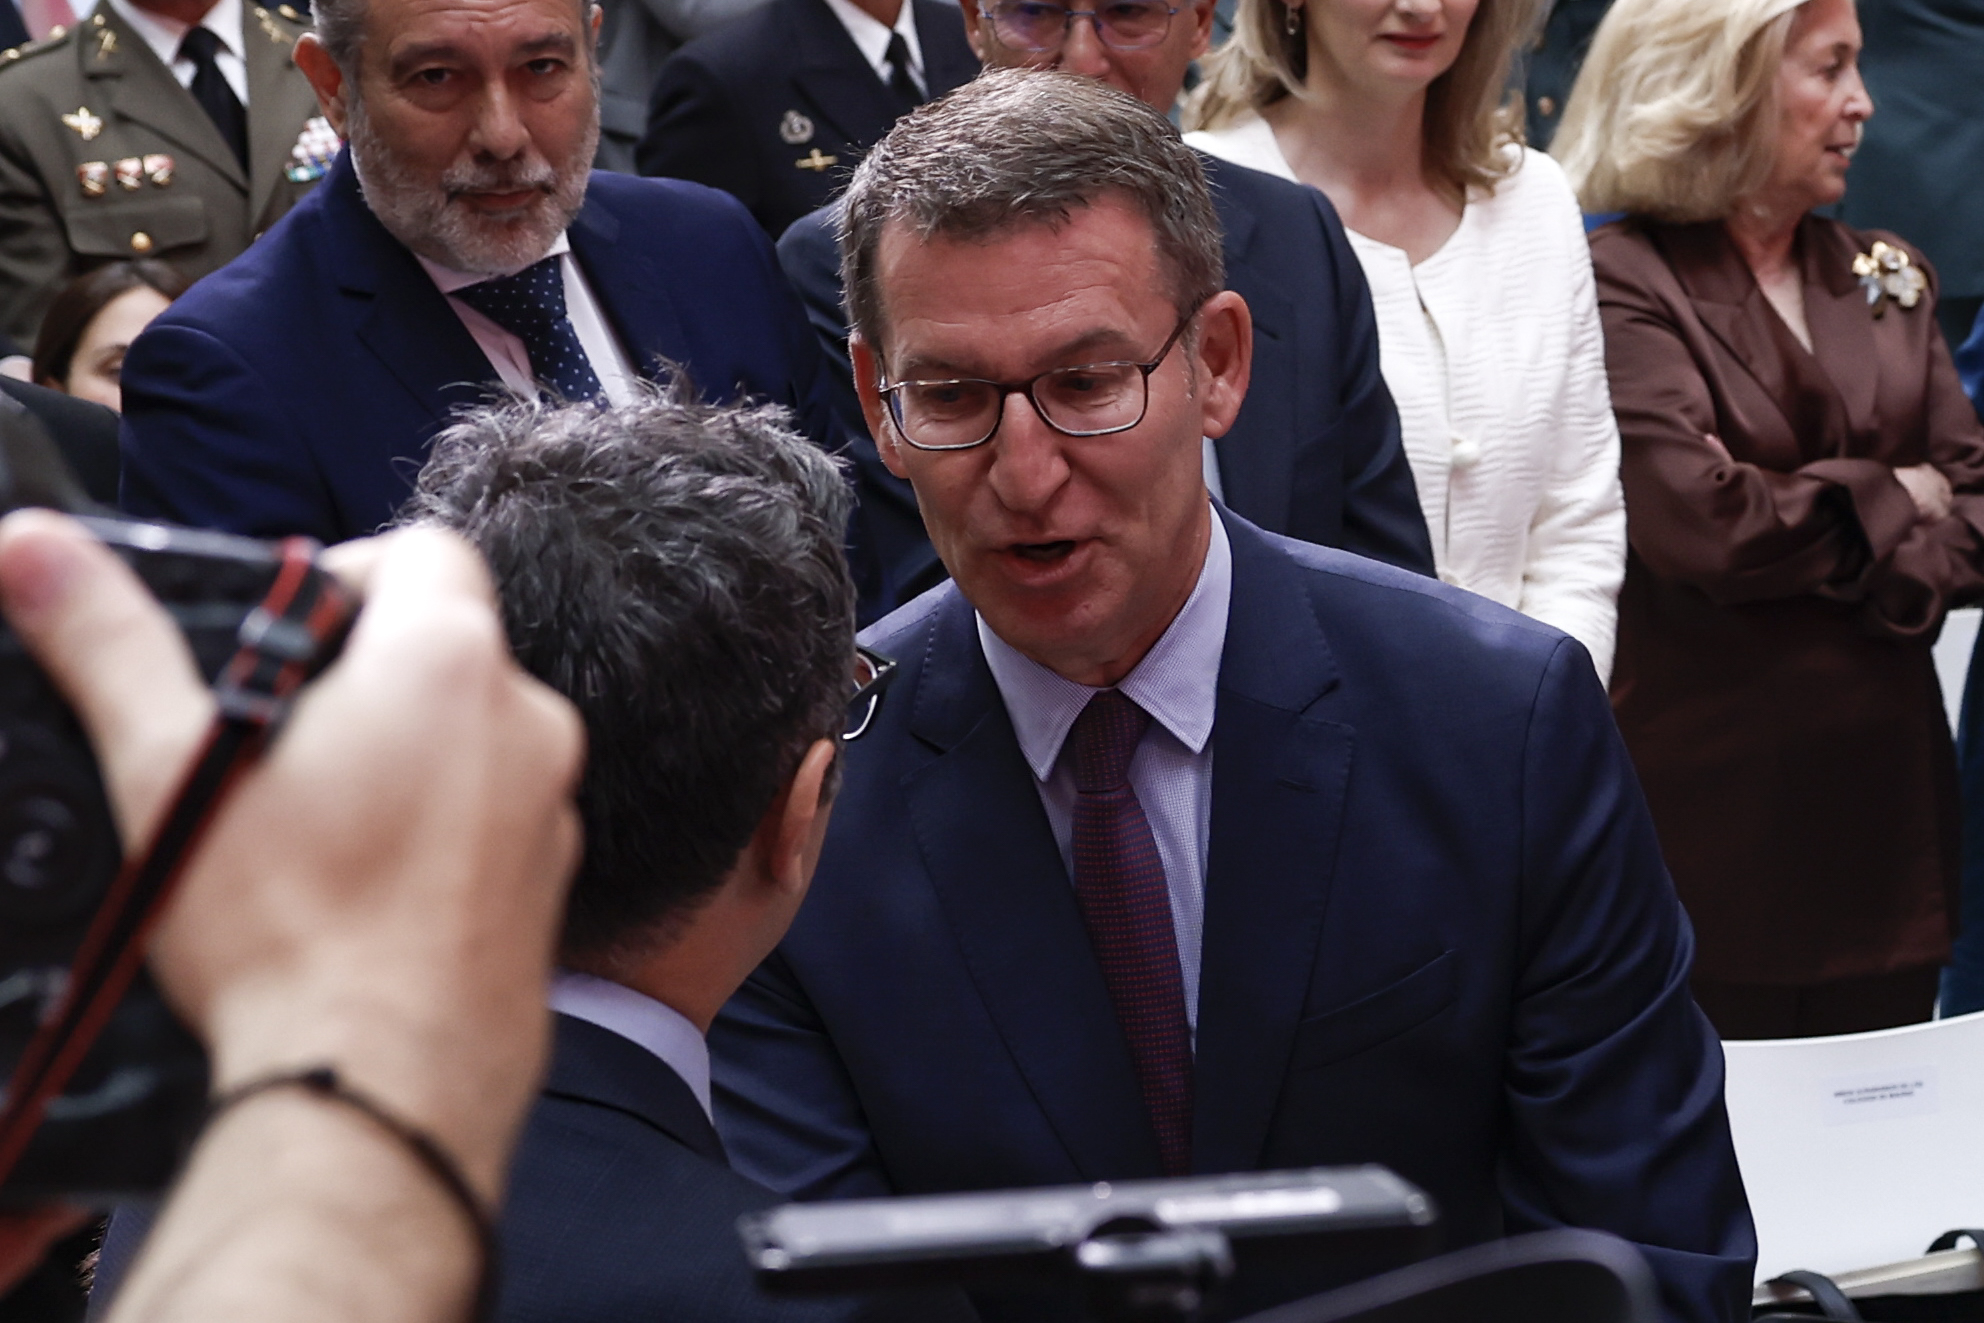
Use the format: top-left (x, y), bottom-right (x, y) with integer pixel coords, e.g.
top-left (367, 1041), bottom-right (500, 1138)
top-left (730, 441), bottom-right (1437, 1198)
top-left (32, 261), bottom-right (187, 412)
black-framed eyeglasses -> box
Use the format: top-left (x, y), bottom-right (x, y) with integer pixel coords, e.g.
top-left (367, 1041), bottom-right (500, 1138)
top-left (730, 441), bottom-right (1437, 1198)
top-left (844, 645), bottom-right (899, 741)
top-left (878, 304), bottom-right (1200, 453)
top-left (978, 0), bottom-right (1182, 51)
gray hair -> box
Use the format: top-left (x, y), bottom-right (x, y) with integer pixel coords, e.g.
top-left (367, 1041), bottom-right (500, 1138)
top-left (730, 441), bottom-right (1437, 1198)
top-left (314, 0), bottom-right (595, 74)
top-left (313, 0), bottom-right (364, 70)
top-left (840, 68), bottom-right (1225, 355)
top-left (399, 379), bottom-right (855, 963)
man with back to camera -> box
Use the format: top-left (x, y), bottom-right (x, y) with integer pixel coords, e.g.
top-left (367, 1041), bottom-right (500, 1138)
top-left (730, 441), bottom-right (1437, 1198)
top-left (712, 71), bottom-right (1756, 1323)
top-left (778, 0), bottom-right (1433, 622)
top-left (113, 0), bottom-right (845, 548)
top-left (90, 385), bottom-right (971, 1323)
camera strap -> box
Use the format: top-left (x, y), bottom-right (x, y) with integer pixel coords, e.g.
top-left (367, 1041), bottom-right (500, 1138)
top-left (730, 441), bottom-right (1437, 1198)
top-left (0, 537), bottom-right (354, 1188)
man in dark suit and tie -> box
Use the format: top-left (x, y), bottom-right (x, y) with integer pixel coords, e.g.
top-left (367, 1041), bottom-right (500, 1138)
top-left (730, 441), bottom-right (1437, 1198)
top-left (88, 386), bottom-right (967, 1323)
top-left (404, 389), bottom-right (967, 1323)
top-left (116, 0), bottom-right (844, 545)
top-left (636, 0), bottom-right (976, 237)
top-left (713, 72), bottom-right (1755, 1323)
top-left (779, 0), bottom-right (1432, 621)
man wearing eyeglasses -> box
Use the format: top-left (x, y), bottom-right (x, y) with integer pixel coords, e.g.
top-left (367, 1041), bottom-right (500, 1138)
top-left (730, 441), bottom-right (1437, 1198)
top-left (779, 0), bottom-right (1434, 624)
top-left (713, 73), bottom-right (1755, 1323)
top-left (93, 384), bottom-right (955, 1323)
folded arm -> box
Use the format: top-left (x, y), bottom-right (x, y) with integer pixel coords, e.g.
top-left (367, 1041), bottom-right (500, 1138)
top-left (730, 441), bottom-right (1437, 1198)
top-left (1598, 261), bottom-right (1984, 637)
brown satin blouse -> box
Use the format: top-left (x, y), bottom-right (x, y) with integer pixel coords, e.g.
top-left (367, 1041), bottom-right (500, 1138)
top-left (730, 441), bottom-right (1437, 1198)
top-left (1592, 214), bottom-right (1984, 986)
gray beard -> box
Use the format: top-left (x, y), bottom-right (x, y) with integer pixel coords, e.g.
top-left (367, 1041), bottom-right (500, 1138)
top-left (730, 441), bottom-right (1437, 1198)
top-left (347, 92), bottom-right (598, 276)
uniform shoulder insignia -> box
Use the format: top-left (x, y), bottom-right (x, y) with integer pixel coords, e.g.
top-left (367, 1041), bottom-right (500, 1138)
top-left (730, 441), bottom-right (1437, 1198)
top-left (252, 6), bottom-right (293, 43)
top-left (2, 26), bottom-right (77, 63)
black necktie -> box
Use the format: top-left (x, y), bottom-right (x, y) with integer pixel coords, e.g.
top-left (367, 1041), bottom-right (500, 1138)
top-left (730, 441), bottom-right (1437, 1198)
top-left (883, 33), bottom-right (921, 113)
top-left (454, 256), bottom-right (606, 403)
top-left (178, 26), bottom-right (247, 168)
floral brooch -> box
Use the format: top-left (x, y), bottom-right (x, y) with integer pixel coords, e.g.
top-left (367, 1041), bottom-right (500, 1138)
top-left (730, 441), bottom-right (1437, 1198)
top-left (1852, 241), bottom-right (1927, 317)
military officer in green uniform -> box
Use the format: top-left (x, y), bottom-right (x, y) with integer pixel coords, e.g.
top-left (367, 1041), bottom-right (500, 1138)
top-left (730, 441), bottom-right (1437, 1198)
top-left (0, 0), bottom-right (334, 346)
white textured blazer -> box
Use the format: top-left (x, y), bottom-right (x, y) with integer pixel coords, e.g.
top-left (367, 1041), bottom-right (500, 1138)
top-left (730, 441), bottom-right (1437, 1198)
top-left (1186, 117), bottom-right (1625, 680)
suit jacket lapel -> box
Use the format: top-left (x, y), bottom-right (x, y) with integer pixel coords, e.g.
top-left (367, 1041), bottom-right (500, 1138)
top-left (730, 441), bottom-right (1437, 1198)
top-left (905, 592), bottom-right (1165, 1180)
top-left (241, 4), bottom-right (316, 229)
top-left (1652, 221), bottom-right (1804, 440)
top-left (545, 1014), bottom-right (728, 1162)
top-left (1201, 157), bottom-right (1297, 532)
top-left (567, 181), bottom-right (691, 380)
top-left (913, 0), bottom-right (980, 95)
top-left (1193, 511), bottom-right (1353, 1174)
top-left (90, 6), bottom-right (246, 187)
top-left (320, 151), bottom-right (494, 421)
top-left (789, 0), bottom-right (900, 149)
top-left (1799, 215), bottom-right (1881, 443)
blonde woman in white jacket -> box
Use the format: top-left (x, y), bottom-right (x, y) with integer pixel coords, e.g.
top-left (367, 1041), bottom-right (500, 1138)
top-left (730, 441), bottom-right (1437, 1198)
top-left (1184, 0), bottom-right (1625, 678)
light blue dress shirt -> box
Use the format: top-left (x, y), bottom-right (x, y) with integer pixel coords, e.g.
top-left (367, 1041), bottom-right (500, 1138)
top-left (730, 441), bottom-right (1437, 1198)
top-left (548, 969), bottom-right (713, 1119)
top-left (976, 510), bottom-right (1232, 1033)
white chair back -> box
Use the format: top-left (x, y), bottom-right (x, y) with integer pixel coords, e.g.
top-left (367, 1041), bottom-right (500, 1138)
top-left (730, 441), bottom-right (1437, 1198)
top-left (1721, 1008), bottom-right (1984, 1280)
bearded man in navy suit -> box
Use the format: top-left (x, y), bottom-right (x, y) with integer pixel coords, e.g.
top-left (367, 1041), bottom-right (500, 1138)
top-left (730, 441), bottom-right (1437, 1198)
top-left (711, 71), bottom-right (1756, 1323)
top-left (115, 0), bottom-right (844, 545)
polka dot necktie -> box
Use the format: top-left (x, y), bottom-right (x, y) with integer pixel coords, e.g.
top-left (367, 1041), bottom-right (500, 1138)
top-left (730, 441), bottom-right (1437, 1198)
top-left (1068, 689), bottom-right (1194, 1177)
top-left (454, 256), bottom-right (605, 403)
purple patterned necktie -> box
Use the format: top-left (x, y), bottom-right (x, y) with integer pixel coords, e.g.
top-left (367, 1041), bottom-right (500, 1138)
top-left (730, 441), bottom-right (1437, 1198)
top-left (1068, 688), bottom-right (1194, 1176)
top-left (454, 256), bottom-right (605, 403)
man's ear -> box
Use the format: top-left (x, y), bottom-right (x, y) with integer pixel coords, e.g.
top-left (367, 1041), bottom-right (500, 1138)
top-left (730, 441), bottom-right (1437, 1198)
top-left (588, 3), bottom-right (603, 47)
top-left (293, 34), bottom-right (350, 134)
top-left (850, 333), bottom-right (912, 480)
top-left (1193, 289), bottom-right (1252, 442)
top-left (958, 0), bottom-right (990, 61)
top-left (1187, 0), bottom-right (1217, 58)
top-left (769, 738), bottom-right (840, 896)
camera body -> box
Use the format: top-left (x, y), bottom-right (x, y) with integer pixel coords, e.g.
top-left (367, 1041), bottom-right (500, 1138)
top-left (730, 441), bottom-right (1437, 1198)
top-left (0, 407), bottom-right (351, 1206)
top-left (742, 1165), bottom-right (1440, 1321)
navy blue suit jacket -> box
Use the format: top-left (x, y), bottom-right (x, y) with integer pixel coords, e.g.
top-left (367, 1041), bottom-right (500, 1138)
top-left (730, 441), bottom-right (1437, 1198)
top-left (501, 1014), bottom-right (970, 1323)
top-left (84, 1016), bottom-right (971, 1323)
top-left (0, 376), bottom-right (120, 504)
top-left (117, 149), bottom-right (845, 542)
top-left (711, 510), bottom-right (1754, 1323)
top-left (636, 0), bottom-right (976, 238)
top-left (777, 155), bottom-right (1436, 622)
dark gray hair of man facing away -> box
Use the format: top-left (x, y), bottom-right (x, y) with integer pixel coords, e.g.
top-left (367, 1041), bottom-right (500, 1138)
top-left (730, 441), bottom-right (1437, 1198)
top-left (398, 381), bottom-right (856, 964)
top-left (839, 67), bottom-right (1225, 358)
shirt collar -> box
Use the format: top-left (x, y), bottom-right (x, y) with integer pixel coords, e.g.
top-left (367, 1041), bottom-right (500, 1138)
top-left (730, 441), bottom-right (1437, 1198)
top-left (109, 0), bottom-right (244, 68)
top-left (418, 231), bottom-right (571, 295)
top-left (817, 0), bottom-right (920, 77)
top-left (978, 509), bottom-right (1231, 782)
top-left (547, 969), bottom-right (712, 1119)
